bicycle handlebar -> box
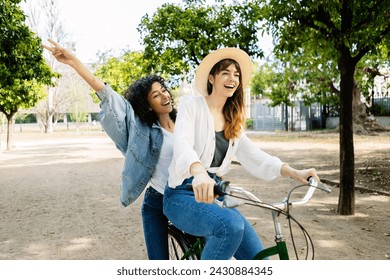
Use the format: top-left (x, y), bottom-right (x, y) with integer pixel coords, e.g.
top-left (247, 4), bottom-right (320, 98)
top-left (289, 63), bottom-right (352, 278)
top-left (186, 178), bottom-right (331, 210)
top-left (213, 178), bottom-right (332, 210)
top-left (308, 177), bottom-right (332, 193)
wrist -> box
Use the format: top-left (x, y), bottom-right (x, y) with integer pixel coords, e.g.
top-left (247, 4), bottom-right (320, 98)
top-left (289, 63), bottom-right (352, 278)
top-left (281, 164), bottom-right (298, 179)
top-left (71, 58), bottom-right (83, 69)
top-left (190, 162), bottom-right (208, 177)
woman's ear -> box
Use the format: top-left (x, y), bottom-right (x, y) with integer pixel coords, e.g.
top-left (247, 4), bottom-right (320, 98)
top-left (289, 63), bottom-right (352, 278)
top-left (208, 74), bottom-right (214, 86)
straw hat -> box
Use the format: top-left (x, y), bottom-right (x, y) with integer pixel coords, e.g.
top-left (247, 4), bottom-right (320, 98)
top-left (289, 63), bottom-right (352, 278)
top-left (194, 48), bottom-right (252, 96)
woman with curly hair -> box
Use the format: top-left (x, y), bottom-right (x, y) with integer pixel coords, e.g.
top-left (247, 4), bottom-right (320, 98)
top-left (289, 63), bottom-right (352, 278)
top-left (43, 39), bottom-right (176, 260)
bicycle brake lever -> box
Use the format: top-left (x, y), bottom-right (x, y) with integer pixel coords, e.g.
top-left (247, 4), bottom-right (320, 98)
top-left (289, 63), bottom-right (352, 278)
top-left (308, 177), bottom-right (332, 193)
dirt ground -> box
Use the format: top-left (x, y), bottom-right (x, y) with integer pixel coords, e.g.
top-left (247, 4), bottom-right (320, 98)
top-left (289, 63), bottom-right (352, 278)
top-left (0, 129), bottom-right (389, 260)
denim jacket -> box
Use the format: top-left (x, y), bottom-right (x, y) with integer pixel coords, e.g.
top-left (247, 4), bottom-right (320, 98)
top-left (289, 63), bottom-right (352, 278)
top-left (96, 84), bottom-right (163, 207)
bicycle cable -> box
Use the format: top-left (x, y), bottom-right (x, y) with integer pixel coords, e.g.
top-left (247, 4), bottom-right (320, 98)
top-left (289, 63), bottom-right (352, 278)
top-left (220, 185), bottom-right (315, 260)
top-left (285, 184), bottom-right (315, 260)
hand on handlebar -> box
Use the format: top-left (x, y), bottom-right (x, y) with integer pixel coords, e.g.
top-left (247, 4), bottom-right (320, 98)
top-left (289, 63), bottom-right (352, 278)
top-left (296, 168), bottom-right (320, 184)
top-left (191, 173), bottom-right (218, 204)
top-left (281, 165), bottom-right (320, 185)
top-left (308, 177), bottom-right (332, 193)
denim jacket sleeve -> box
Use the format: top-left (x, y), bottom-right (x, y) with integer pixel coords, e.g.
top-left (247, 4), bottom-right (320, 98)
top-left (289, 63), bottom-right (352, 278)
top-left (96, 84), bottom-right (132, 155)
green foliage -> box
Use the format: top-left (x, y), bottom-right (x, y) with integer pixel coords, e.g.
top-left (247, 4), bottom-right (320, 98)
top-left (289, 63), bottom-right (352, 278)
top-left (277, 48), bottom-right (341, 108)
top-left (0, 0), bottom-right (56, 119)
top-left (262, 0), bottom-right (389, 99)
top-left (261, 0), bottom-right (390, 215)
top-left (138, 0), bottom-right (264, 85)
top-left (355, 47), bottom-right (390, 102)
top-left (93, 50), bottom-right (151, 95)
top-left (15, 113), bottom-right (37, 124)
top-left (264, 0), bottom-right (389, 56)
top-left (245, 118), bottom-right (254, 129)
top-left (251, 61), bottom-right (297, 107)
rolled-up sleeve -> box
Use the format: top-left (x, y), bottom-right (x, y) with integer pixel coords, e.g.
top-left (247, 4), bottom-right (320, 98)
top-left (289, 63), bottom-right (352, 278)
top-left (235, 134), bottom-right (284, 181)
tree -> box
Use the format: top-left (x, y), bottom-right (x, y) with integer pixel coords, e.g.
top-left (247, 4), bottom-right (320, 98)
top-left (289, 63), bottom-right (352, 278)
top-left (262, 0), bottom-right (390, 215)
top-left (354, 49), bottom-right (390, 127)
top-left (251, 61), bottom-right (298, 131)
top-left (276, 33), bottom-right (389, 132)
top-left (93, 50), bottom-right (150, 95)
top-left (0, 0), bottom-right (55, 149)
top-left (23, 0), bottom-right (70, 133)
top-left (138, 0), bottom-right (264, 85)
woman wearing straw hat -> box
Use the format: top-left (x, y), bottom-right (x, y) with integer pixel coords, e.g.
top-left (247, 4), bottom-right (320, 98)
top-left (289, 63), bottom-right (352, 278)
top-left (163, 47), bottom-right (320, 260)
top-left (42, 39), bottom-right (176, 260)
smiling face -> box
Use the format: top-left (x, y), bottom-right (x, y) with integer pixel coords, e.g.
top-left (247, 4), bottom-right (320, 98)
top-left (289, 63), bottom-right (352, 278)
top-left (208, 63), bottom-right (240, 98)
top-left (206, 59), bottom-right (243, 99)
top-left (147, 82), bottom-right (173, 115)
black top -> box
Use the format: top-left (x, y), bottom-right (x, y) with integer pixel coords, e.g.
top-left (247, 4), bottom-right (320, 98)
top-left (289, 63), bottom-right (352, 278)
top-left (211, 130), bottom-right (229, 167)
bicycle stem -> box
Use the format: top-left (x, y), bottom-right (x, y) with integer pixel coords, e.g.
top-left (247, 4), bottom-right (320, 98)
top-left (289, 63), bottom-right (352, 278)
top-left (272, 210), bottom-right (285, 241)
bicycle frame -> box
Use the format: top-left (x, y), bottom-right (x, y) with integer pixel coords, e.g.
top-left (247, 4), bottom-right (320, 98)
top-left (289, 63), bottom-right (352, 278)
top-left (253, 210), bottom-right (289, 260)
top-left (169, 179), bottom-right (331, 260)
top-left (170, 210), bottom-right (290, 260)
top-left (167, 223), bottom-right (204, 260)
top-left (181, 237), bottom-right (204, 260)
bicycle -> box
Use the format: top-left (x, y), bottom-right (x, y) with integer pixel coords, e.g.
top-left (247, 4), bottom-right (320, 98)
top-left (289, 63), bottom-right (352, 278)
top-left (167, 178), bottom-right (331, 260)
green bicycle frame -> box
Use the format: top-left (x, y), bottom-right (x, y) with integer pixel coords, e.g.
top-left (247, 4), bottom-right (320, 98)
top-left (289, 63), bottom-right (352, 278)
top-left (180, 209), bottom-right (290, 260)
top-left (253, 239), bottom-right (289, 260)
top-left (181, 238), bottom-right (204, 260)
top-left (183, 236), bottom-right (289, 260)
top-left (253, 210), bottom-right (289, 260)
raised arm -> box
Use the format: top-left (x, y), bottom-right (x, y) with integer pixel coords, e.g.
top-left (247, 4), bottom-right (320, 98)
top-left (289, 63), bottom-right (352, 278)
top-left (42, 39), bottom-right (105, 92)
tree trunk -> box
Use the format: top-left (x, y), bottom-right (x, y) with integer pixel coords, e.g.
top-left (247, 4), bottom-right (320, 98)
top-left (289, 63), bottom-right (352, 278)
top-left (352, 83), bottom-right (389, 133)
top-left (45, 87), bottom-right (54, 133)
top-left (284, 103), bottom-right (288, 131)
top-left (5, 113), bottom-right (15, 151)
top-left (337, 55), bottom-right (356, 215)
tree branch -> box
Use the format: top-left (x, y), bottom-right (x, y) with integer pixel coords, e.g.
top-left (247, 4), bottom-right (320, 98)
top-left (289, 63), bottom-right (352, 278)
top-left (352, 0), bottom-right (388, 31)
top-left (353, 25), bottom-right (390, 65)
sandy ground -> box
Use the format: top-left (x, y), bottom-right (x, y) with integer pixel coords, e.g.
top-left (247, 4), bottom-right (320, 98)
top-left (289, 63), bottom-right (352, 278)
top-left (0, 129), bottom-right (389, 260)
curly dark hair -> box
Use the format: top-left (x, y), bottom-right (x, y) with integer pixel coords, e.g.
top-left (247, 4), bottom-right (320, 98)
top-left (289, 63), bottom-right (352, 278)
top-left (124, 75), bottom-right (177, 127)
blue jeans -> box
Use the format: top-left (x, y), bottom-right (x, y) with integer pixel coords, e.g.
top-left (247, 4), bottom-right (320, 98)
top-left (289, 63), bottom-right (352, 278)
top-left (163, 177), bottom-right (265, 260)
top-left (141, 187), bottom-right (169, 260)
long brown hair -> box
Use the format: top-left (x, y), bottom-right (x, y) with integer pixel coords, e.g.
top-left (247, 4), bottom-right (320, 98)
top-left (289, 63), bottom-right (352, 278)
top-left (207, 59), bottom-right (245, 139)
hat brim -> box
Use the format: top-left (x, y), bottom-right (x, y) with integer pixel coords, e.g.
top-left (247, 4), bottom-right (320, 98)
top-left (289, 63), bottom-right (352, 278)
top-left (194, 48), bottom-right (252, 96)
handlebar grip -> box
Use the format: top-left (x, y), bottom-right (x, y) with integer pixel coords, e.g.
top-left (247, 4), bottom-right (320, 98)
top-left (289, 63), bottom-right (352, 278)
top-left (186, 180), bottom-right (230, 196)
top-left (308, 177), bottom-right (332, 193)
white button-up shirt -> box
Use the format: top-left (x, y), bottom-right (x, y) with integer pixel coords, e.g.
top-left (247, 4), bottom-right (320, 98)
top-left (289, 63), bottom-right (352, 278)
top-left (168, 95), bottom-right (284, 188)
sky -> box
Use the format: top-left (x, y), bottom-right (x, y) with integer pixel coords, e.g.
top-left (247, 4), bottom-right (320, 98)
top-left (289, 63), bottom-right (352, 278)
top-left (23, 0), bottom-right (272, 63)
top-left (26, 0), bottom-right (182, 62)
